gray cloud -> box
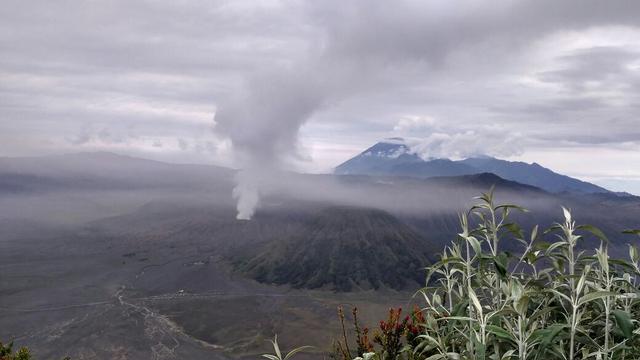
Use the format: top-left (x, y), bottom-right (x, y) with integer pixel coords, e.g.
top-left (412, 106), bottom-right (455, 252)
top-left (535, 47), bottom-right (640, 111)
top-left (177, 138), bottom-right (190, 151)
top-left (1, 0), bottom-right (640, 195)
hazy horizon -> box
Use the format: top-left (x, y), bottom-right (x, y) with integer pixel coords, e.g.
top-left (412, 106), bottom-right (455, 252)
top-left (2, 1), bottom-right (640, 195)
top-left (2, 144), bottom-right (638, 197)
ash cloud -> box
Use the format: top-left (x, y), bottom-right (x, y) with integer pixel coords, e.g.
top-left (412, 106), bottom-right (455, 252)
top-left (213, 62), bottom-right (331, 219)
top-left (211, 0), bottom-right (640, 219)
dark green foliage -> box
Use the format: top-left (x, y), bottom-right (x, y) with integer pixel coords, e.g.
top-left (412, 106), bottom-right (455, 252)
top-left (324, 190), bottom-right (640, 360)
top-left (0, 342), bottom-right (70, 360)
top-left (0, 342), bottom-right (31, 360)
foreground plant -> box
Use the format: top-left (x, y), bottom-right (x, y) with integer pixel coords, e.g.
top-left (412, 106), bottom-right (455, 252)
top-left (0, 342), bottom-right (31, 360)
top-left (0, 341), bottom-right (70, 360)
top-left (262, 335), bottom-right (313, 360)
top-left (332, 189), bottom-right (640, 360)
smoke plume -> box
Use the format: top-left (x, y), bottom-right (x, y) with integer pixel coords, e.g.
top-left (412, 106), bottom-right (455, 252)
top-left (214, 62), bottom-right (331, 219)
top-left (213, 0), bottom-right (639, 220)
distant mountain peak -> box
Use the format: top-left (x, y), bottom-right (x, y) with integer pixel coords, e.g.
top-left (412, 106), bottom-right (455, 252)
top-left (335, 140), bottom-right (610, 194)
top-left (334, 139), bottom-right (421, 176)
top-left (361, 141), bottom-right (411, 159)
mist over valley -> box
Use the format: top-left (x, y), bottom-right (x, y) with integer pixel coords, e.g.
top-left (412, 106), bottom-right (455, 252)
top-left (2, 147), bottom-right (639, 358)
top-left (2, 1), bottom-right (640, 358)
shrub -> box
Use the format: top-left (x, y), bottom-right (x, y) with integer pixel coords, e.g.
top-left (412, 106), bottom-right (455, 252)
top-left (330, 189), bottom-right (640, 360)
top-left (0, 342), bottom-right (69, 360)
top-left (262, 335), bottom-right (313, 360)
top-left (0, 342), bottom-right (31, 360)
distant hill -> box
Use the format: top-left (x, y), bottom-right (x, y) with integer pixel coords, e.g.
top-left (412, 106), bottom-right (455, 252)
top-left (426, 172), bottom-right (543, 193)
top-left (458, 157), bottom-right (607, 194)
top-left (335, 139), bottom-right (609, 194)
top-left (0, 152), bottom-right (234, 194)
top-left (232, 206), bottom-right (437, 291)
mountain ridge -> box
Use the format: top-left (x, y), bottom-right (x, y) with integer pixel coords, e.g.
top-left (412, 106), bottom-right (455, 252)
top-left (335, 139), bottom-right (609, 194)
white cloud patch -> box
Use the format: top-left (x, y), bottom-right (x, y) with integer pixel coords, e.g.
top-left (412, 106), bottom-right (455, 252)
top-left (393, 116), bottom-right (524, 160)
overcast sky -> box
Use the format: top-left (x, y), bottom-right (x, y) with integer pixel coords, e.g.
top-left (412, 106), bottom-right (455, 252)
top-left (2, 1), bottom-right (640, 193)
